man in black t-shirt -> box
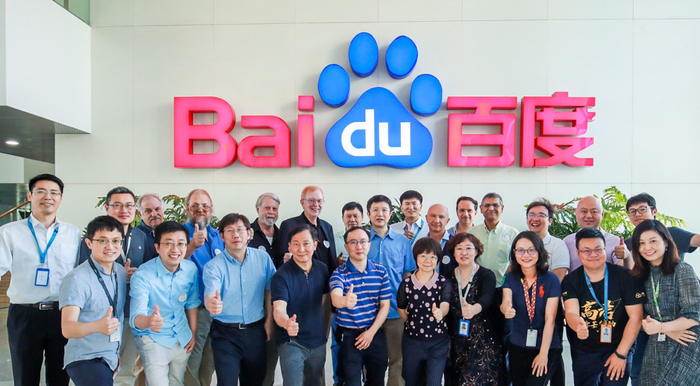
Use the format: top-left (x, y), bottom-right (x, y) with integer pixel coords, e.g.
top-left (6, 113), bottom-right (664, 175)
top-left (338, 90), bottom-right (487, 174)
top-left (562, 228), bottom-right (644, 386)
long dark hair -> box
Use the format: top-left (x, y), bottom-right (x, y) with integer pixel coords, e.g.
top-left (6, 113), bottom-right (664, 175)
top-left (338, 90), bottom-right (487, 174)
top-left (509, 231), bottom-right (549, 278)
top-left (631, 220), bottom-right (679, 279)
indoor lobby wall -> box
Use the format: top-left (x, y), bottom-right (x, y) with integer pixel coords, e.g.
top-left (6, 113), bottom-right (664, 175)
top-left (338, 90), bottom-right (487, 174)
top-left (55, 0), bottom-right (700, 267)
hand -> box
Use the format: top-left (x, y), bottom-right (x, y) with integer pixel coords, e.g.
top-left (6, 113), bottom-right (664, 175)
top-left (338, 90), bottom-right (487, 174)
top-left (576, 317), bottom-right (589, 340)
top-left (345, 284), bottom-right (358, 309)
top-left (531, 352), bottom-right (548, 377)
top-left (666, 329), bottom-right (697, 346)
top-left (184, 336), bottom-right (196, 353)
top-left (283, 252), bottom-right (292, 264)
top-left (605, 352), bottom-right (627, 381)
top-left (286, 314), bottom-right (299, 337)
top-left (338, 252), bottom-right (347, 266)
top-left (98, 306), bottom-right (120, 336)
top-left (355, 329), bottom-right (376, 350)
top-left (191, 224), bottom-right (206, 249)
top-left (432, 303), bottom-right (444, 322)
top-left (149, 305), bottom-right (163, 332)
top-left (642, 315), bottom-right (662, 335)
top-left (503, 300), bottom-right (516, 319)
top-left (124, 258), bottom-right (137, 281)
top-left (614, 237), bottom-right (628, 260)
top-left (461, 298), bottom-right (475, 320)
top-left (207, 290), bottom-right (223, 315)
top-left (403, 229), bottom-right (415, 241)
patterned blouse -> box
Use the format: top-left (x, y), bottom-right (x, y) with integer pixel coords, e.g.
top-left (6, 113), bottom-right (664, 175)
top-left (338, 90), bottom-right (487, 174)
top-left (397, 272), bottom-right (452, 341)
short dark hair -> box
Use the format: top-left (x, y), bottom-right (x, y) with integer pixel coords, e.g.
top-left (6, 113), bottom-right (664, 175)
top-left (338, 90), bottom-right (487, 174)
top-left (288, 224), bottom-right (317, 241)
top-left (342, 202), bottom-right (364, 216)
top-left (509, 231), bottom-right (549, 278)
top-left (446, 232), bottom-right (483, 262)
top-left (218, 213), bottom-right (251, 233)
top-left (106, 186), bottom-right (136, 205)
top-left (344, 226), bottom-right (370, 244)
top-left (527, 198), bottom-right (554, 217)
top-left (455, 196), bottom-right (478, 212)
top-left (626, 193), bottom-right (656, 212)
top-left (367, 195), bottom-right (392, 211)
top-left (29, 174), bottom-right (65, 193)
top-left (481, 192), bottom-right (503, 206)
top-left (400, 190), bottom-right (423, 204)
top-left (86, 215), bottom-right (124, 240)
top-left (413, 237), bottom-right (442, 261)
top-left (631, 220), bottom-right (679, 280)
top-left (154, 221), bottom-right (190, 244)
top-left (575, 227), bottom-right (606, 249)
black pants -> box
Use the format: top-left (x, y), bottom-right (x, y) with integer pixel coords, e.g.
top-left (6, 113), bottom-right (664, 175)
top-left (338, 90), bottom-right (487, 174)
top-left (210, 319), bottom-right (267, 386)
top-left (508, 344), bottom-right (561, 386)
top-left (65, 358), bottom-right (114, 386)
top-left (7, 303), bottom-right (69, 386)
top-left (402, 335), bottom-right (449, 386)
top-left (338, 326), bottom-right (388, 386)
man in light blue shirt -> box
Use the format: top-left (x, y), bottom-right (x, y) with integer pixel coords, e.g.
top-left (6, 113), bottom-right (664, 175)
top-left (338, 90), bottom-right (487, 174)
top-left (130, 221), bottom-right (200, 386)
top-left (202, 213), bottom-right (276, 386)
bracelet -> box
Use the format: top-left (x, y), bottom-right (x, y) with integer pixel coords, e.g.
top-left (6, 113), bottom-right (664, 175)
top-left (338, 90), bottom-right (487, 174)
top-left (614, 351), bottom-right (627, 360)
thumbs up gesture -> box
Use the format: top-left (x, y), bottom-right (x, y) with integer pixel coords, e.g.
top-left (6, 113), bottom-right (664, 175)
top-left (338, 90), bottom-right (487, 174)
top-left (614, 236), bottom-right (628, 260)
top-left (345, 284), bottom-right (358, 309)
top-left (503, 299), bottom-right (516, 319)
top-left (191, 224), bottom-right (206, 249)
top-left (124, 258), bottom-right (137, 281)
top-left (149, 305), bottom-right (164, 332)
top-left (432, 303), bottom-right (444, 322)
top-left (576, 317), bottom-right (589, 339)
top-left (286, 314), bottom-right (299, 336)
top-left (642, 315), bottom-right (662, 335)
top-left (461, 298), bottom-right (474, 320)
top-left (206, 290), bottom-right (223, 315)
top-left (99, 306), bottom-right (120, 336)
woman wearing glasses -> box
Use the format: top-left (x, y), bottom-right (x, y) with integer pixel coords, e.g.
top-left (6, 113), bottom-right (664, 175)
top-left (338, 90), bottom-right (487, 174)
top-left (397, 238), bottom-right (452, 386)
top-left (444, 233), bottom-right (506, 386)
top-left (500, 231), bottom-right (562, 386)
top-left (631, 220), bottom-right (700, 386)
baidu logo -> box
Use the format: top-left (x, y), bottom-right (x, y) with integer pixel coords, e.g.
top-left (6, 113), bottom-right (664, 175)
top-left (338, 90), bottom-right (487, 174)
top-left (319, 33), bottom-right (442, 169)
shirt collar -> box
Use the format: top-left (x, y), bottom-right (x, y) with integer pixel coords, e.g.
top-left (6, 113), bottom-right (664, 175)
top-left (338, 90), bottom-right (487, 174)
top-left (346, 258), bottom-right (374, 273)
top-left (28, 213), bottom-right (59, 230)
top-left (543, 233), bottom-right (552, 244)
top-left (89, 255), bottom-right (111, 275)
top-left (410, 271), bottom-right (439, 290)
top-left (370, 227), bottom-right (399, 240)
top-left (154, 256), bottom-right (179, 277)
top-left (222, 248), bottom-right (247, 266)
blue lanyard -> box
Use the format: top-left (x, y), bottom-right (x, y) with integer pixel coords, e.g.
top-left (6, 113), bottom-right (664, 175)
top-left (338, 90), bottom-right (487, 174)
top-left (27, 215), bottom-right (59, 265)
top-left (584, 264), bottom-right (609, 322)
top-left (406, 219), bottom-right (423, 246)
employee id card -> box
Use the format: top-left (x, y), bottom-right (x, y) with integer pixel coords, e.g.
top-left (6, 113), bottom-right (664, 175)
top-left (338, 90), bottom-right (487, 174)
top-left (110, 326), bottom-right (121, 343)
top-left (459, 319), bottom-right (470, 337)
top-left (600, 323), bottom-right (612, 343)
top-left (658, 333), bottom-right (666, 342)
top-left (35, 268), bottom-right (49, 287)
top-left (526, 329), bottom-right (538, 347)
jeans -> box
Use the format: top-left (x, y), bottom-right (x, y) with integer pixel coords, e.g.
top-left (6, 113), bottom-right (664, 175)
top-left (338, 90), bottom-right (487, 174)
top-left (571, 347), bottom-right (632, 386)
top-left (278, 341), bottom-right (327, 386)
top-left (338, 327), bottom-right (388, 386)
top-left (401, 335), bottom-right (449, 386)
top-left (135, 336), bottom-right (190, 386)
top-left (66, 358), bottom-right (114, 386)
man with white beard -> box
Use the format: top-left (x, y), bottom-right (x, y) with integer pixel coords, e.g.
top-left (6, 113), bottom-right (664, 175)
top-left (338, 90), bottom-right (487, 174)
top-left (249, 193), bottom-right (280, 259)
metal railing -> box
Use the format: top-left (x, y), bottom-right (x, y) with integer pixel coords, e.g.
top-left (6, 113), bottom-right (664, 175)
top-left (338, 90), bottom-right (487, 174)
top-left (0, 200), bottom-right (30, 222)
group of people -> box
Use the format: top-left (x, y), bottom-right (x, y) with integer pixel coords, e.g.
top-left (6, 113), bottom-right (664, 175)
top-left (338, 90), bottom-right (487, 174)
top-left (0, 173), bottom-right (699, 386)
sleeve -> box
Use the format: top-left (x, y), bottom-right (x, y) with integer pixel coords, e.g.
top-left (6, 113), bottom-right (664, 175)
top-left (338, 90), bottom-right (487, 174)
top-left (620, 268), bottom-right (646, 305)
top-left (264, 254), bottom-right (277, 291)
top-left (561, 274), bottom-right (577, 301)
top-left (396, 280), bottom-right (408, 309)
top-left (0, 226), bottom-right (13, 276)
top-left (547, 272), bottom-right (562, 298)
top-left (403, 239), bottom-right (417, 274)
top-left (440, 276), bottom-right (452, 304)
top-left (202, 258), bottom-right (222, 298)
top-left (59, 272), bottom-right (88, 310)
top-left (329, 270), bottom-right (344, 292)
top-left (475, 269), bottom-right (497, 309)
top-left (669, 227), bottom-right (697, 255)
top-left (129, 270), bottom-right (151, 331)
top-left (270, 272), bottom-right (289, 303)
top-left (675, 263), bottom-right (700, 322)
top-left (549, 239), bottom-right (570, 270)
top-left (379, 267), bottom-right (392, 301)
top-left (502, 272), bottom-right (514, 290)
top-left (186, 269), bottom-right (201, 309)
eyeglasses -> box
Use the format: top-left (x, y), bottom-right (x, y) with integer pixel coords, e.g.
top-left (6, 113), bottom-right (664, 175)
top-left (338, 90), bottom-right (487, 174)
top-left (527, 213), bottom-right (549, 219)
top-left (346, 240), bottom-right (369, 247)
top-left (189, 204), bottom-right (211, 211)
top-left (514, 248), bottom-right (538, 256)
top-left (160, 242), bottom-right (187, 249)
top-left (627, 206), bottom-right (651, 216)
top-left (578, 247), bottom-right (605, 257)
top-left (417, 253), bottom-right (438, 261)
top-left (32, 189), bottom-right (62, 198)
top-left (224, 228), bottom-right (249, 235)
top-left (91, 238), bottom-right (123, 247)
top-left (304, 199), bottom-right (325, 205)
top-left (108, 203), bottom-right (136, 211)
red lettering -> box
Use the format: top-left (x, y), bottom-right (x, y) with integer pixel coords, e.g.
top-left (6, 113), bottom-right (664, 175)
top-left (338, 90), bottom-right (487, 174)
top-left (238, 116), bottom-right (291, 168)
top-left (173, 97), bottom-right (236, 168)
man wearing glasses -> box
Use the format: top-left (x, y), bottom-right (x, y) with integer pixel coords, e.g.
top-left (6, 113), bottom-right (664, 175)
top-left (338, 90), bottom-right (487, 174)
top-left (0, 174), bottom-right (81, 386)
top-left (78, 186), bottom-right (149, 386)
top-left (135, 193), bottom-right (165, 261)
top-left (182, 189), bottom-right (224, 386)
top-left (202, 213), bottom-right (276, 386)
top-left (526, 199), bottom-right (569, 281)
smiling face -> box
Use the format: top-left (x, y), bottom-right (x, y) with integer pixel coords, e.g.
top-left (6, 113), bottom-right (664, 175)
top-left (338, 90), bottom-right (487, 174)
top-left (575, 196), bottom-right (603, 229)
top-left (342, 208), bottom-right (363, 230)
top-left (427, 204), bottom-right (449, 235)
top-left (628, 202), bottom-right (656, 227)
top-left (106, 193), bottom-right (136, 227)
top-left (454, 239), bottom-right (477, 268)
top-left (156, 230), bottom-right (188, 272)
top-left (139, 196), bottom-right (164, 230)
top-left (638, 230), bottom-right (667, 267)
top-left (526, 205), bottom-right (552, 235)
top-left (480, 197), bottom-right (503, 224)
top-left (369, 201), bottom-right (391, 229)
top-left (257, 196), bottom-right (279, 227)
top-left (222, 220), bottom-right (252, 256)
top-left (345, 228), bottom-right (370, 262)
top-left (289, 229), bottom-right (317, 266)
top-left (400, 198), bottom-right (422, 223)
top-left (456, 200), bottom-right (477, 228)
top-left (187, 190), bottom-right (213, 227)
top-left (416, 251), bottom-right (438, 273)
top-left (301, 189), bottom-right (324, 221)
top-left (28, 180), bottom-right (63, 218)
top-left (577, 237), bottom-right (607, 271)
top-left (87, 229), bottom-right (123, 267)
top-left (514, 238), bottom-right (538, 270)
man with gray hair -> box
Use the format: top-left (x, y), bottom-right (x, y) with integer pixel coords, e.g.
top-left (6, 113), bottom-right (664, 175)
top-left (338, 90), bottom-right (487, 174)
top-left (136, 193), bottom-right (164, 260)
top-left (249, 192), bottom-right (280, 258)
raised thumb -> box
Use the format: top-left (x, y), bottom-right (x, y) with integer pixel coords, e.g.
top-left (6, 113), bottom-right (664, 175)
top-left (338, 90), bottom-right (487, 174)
top-left (290, 314), bottom-right (297, 322)
top-left (461, 298), bottom-right (467, 307)
top-left (620, 236), bottom-right (625, 246)
top-left (348, 284), bottom-right (354, 294)
top-left (195, 224), bottom-right (199, 233)
top-left (432, 303), bottom-right (437, 312)
top-left (153, 304), bottom-right (160, 316)
top-left (125, 258), bottom-right (131, 268)
top-left (215, 289), bottom-right (221, 300)
top-left (105, 306), bottom-right (113, 318)
top-left (579, 317), bottom-right (586, 326)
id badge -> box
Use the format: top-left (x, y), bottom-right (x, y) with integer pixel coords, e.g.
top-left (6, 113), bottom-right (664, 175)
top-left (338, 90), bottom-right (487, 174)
top-left (459, 319), bottom-right (470, 337)
top-left (35, 268), bottom-right (49, 287)
top-left (109, 325), bottom-right (121, 343)
top-left (658, 333), bottom-right (666, 342)
top-left (526, 329), bottom-right (538, 347)
top-left (600, 324), bottom-right (613, 343)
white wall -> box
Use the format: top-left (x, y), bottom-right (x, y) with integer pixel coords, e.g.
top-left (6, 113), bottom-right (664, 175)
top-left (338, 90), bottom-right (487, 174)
top-left (55, 0), bottom-right (700, 266)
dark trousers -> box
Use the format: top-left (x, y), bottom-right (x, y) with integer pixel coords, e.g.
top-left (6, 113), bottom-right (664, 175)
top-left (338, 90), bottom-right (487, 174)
top-left (401, 335), bottom-right (449, 386)
top-left (338, 326), bottom-right (388, 386)
top-left (629, 330), bottom-right (647, 386)
top-left (210, 319), bottom-right (267, 386)
top-left (509, 344), bottom-right (561, 386)
top-left (571, 347), bottom-right (632, 386)
top-left (65, 358), bottom-right (114, 386)
top-left (7, 303), bottom-right (69, 386)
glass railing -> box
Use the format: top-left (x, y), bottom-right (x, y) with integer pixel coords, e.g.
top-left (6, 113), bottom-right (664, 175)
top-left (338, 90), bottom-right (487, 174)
top-left (53, 0), bottom-right (89, 25)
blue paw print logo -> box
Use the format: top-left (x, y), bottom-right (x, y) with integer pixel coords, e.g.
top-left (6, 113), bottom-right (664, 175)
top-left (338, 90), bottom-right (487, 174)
top-left (319, 32), bottom-right (442, 168)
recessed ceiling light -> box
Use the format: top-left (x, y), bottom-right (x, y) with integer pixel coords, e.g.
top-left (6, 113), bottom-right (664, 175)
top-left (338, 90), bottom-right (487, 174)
top-left (5, 140), bottom-right (19, 146)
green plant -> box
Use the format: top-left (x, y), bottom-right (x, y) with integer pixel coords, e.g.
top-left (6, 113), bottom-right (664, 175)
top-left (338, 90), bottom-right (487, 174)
top-left (389, 198), bottom-right (405, 225)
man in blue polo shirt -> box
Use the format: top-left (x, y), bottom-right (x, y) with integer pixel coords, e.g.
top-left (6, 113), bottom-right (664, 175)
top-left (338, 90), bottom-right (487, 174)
top-left (366, 194), bottom-right (416, 386)
top-left (202, 213), bottom-right (276, 386)
top-left (272, 224), bottom-right (330, 386)
top-left (330, 226), bottom-right (391, 386)
top-left (130, 221), bottom-right (200, 386)
top-left (183, 189), bottom-right (224, 386)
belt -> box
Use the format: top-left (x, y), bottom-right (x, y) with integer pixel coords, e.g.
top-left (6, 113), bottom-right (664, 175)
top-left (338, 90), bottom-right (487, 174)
top-left (14, 301), bottom-right (59, 311)
top-left (213, 318), bottom-right (265, 330)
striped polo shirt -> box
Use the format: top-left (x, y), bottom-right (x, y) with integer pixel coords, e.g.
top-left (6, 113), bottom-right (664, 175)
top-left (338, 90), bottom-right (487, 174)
top-left (330, 259), bottom-right (392, 329)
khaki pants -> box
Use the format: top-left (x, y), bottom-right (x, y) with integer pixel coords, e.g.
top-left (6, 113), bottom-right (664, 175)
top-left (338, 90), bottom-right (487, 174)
top-left (114, 323), bottom-right (146, 386)
top-left (382, 318), bottom-right (405, 386)
top-left (184, 306), bottom-right (215, 386)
